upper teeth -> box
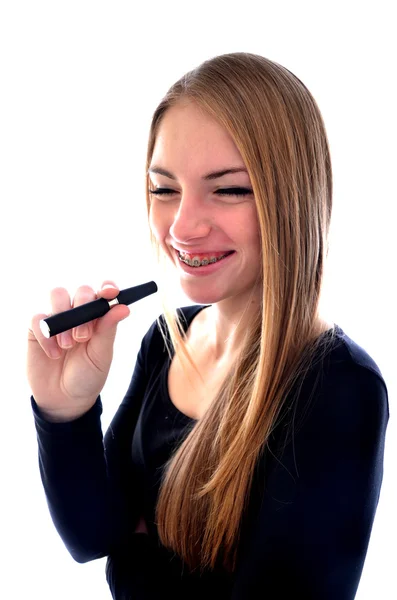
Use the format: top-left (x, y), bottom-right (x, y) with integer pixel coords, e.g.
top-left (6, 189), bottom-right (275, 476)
top-left (178, 251), bottom-right (227, 266)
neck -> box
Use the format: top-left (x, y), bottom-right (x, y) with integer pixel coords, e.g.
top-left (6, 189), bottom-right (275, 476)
top-left (200, 304), bottom-right (334, 364)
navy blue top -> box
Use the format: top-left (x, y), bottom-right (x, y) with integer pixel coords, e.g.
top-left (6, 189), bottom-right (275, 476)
top-left (30, 305), bottom-right (389, 599)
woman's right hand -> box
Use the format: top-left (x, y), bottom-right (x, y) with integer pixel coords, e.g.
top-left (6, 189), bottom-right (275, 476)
top-left (27, 281), bottom-right (130, 422)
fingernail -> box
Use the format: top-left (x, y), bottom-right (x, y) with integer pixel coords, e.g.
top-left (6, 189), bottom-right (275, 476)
top-left (102, 284), bottom-right (115, 290)
top-left (75, 325), bottom-right (89, 339)
top-left (61, 332), bottom-right (73, 348)
top-left (50, 347), bottom-right (62, 359)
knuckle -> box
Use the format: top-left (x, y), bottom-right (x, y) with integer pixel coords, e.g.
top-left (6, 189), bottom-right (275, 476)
top-left (31, 314), bottom-right (45, 336)
top-left (101, 279), bottom-right (117, 287)
top-left (78, 284), bottom-right (94, 294)
top-left (51, 286), bottom-right (68, 296)
top-left (76, 284), bottom-right (95, 297)
top-left (73, 285), bottom-right (96, 306)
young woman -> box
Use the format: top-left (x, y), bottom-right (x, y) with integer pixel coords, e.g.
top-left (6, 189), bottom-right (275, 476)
top-left (27, 52), bottom-right (389, 599)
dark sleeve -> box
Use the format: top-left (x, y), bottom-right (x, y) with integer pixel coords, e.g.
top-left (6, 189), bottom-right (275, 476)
top-left (231, 362), bottom-right (389, 600)
top-left (31, 337), bottom-right (148, 564)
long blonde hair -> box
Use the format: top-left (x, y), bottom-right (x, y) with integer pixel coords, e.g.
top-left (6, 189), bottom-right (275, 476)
top-left (145, 52), bottom-right (336, 574)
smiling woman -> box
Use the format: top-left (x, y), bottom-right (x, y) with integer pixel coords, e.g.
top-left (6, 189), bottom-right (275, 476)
top-left (147, 99), bottom-right (264, 360)
top-left (28, 52), bottom-right (389, 600)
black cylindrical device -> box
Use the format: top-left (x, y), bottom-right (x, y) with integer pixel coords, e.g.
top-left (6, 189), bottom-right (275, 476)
top-left (39, 281), bottom-right (158, 338)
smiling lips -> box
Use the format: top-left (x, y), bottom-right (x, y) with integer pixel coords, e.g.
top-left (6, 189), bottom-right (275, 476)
top-left (175, 248), bottom-right (236, 268)
top-left (178, 249), bottom-right (233, 260)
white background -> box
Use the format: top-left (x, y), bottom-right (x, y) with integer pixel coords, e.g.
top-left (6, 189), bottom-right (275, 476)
top-left (0, 1), bottom-right (395, 598)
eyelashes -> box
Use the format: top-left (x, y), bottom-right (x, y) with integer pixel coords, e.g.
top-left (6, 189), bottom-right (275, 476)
top-left (148, 187), bottom-right (253, 198)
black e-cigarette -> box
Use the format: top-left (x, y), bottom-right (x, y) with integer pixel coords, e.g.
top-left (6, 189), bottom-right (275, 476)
top-left (39, 281), bottom-right (158, 338)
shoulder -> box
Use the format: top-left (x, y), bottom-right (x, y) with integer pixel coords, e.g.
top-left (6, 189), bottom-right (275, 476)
top-left (331, 325), bottom-right (387, 383)
top-left (321, 325), bottom-right (389, 420)
top-left (272, 325), bottom-right (389, 463)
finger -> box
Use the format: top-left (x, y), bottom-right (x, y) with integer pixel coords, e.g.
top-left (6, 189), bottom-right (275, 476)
top-left (95, 302), bottom-right (130, 336)
top-left (96, 280), bottom-right (120, 301)
top-left (88, 302), bottom-right (130, 364)
top-left (71, 285), bottom-right (98, 342)
top-left (93, 279), bottom-right (129, 340)
top-left (94, 280), bottom-right (130, 338)
top-left (50, 287), bottom-right (76, 350)
top-left (29, 313), bottom-right (63, 359)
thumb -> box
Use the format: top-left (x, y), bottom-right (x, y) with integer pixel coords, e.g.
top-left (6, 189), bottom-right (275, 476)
top-left (89, 303), bottom-right (130, 358)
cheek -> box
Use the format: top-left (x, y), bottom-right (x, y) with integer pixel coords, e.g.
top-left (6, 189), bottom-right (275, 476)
top-left (149, 204), bottom-right (172, 247)
top-left (247, 210), bottom-right (261, 247)
top-left (234, 212), bottom-right (261, 246)
top-left (148, 205), bottom-right (163, 240)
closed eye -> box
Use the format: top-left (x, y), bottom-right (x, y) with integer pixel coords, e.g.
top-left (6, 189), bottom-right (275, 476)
top-left (215, 187), bottom-right (254, 197)
top-left (148, 187), bottom-right (253, 197)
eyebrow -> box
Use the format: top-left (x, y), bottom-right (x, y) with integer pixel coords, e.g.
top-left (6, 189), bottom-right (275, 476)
top-left (148, 166), bottom-right (249, 181)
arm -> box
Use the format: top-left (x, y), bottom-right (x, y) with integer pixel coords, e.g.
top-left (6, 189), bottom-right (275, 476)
top-left (231, 363), bottom-right (389, 599)
top-left (31, 338), bottom-right (148, 563)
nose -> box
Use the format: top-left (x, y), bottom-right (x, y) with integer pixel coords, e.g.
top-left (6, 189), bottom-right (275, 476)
top-left (169, 191), bottom-right (213, 241)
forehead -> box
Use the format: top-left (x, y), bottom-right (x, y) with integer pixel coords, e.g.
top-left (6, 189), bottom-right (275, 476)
top-left (151, 101), bottom-right (244, 168)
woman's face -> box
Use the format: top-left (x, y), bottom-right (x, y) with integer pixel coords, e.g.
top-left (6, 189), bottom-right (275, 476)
top-left (148, 100), bottom-right (262, 307)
